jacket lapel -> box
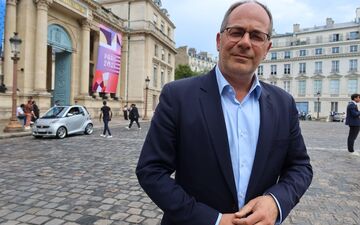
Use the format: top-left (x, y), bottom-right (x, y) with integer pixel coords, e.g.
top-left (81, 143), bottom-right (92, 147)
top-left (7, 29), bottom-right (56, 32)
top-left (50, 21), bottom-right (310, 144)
top-left (199, 70), bottom-right (238, 203)
top-left (245, 86), bottom-right (275, 202)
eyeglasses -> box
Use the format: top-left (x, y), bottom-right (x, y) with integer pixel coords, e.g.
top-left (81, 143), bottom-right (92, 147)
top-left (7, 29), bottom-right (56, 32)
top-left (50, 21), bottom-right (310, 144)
top-left (222, 26), bottom-right (270, 46)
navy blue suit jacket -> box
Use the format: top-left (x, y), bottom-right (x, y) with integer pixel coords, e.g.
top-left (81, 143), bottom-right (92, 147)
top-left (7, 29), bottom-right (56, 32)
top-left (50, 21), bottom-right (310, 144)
top-left (136, 69), bottom-right (313, 225)
top-left (345, 101), bottom-right (360, 126)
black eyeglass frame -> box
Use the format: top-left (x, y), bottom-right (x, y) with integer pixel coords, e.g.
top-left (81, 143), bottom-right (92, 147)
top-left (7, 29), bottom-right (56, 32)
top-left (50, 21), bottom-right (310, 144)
top-left (221, 26), bottom-right (271, 44)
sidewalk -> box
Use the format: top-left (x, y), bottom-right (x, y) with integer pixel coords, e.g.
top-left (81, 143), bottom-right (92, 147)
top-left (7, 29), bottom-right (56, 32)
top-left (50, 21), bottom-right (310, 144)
top-left (0, 116), bottom-right (131, 139)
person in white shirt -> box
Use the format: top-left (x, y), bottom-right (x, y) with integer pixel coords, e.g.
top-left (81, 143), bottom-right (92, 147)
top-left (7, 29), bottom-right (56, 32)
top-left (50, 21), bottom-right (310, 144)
top-left (16, 104), bottom-right (26, 125)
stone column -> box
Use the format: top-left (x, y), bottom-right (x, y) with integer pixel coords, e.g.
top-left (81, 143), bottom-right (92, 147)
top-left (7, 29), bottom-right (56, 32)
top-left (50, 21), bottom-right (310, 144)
top-left (34, 0), bottom-right (52, 93)
top-left (79, 19), bottom-right (91, 96)
top-left (3, 0), bottom-right (17, 90)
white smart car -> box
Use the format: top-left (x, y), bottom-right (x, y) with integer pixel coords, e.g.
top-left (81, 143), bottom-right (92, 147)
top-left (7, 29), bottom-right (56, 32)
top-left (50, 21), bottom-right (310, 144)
top-left (32, 105), bottom-right (93, 139)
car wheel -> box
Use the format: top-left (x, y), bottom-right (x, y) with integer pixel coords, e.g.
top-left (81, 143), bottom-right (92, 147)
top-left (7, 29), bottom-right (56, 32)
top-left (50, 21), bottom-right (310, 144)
top-left (56, 126), bottom-right (67, 139)
top-left (84, 123), bottom-right (93, 135)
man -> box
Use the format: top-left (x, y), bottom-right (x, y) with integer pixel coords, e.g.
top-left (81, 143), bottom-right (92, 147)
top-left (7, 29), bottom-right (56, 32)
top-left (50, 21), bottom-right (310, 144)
top-left (99, 100), bottom-right (112, 138)
top-left (136, 1), bottom-right (313, 225)
top-left (345, 93), bottom-right (360, 153)
top-left (126, 104), bottom-right (141, 130)
top-left (31, 100), bottom-right (40, 122)
top-left (16, 103), bottom-right (26, 126)
top-left (123, 105), bottom-right (129, 120)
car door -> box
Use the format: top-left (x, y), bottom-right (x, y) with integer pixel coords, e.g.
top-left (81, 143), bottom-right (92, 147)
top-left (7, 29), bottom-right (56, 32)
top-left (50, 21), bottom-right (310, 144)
top-left (65, 107), bottom-right (85, 133)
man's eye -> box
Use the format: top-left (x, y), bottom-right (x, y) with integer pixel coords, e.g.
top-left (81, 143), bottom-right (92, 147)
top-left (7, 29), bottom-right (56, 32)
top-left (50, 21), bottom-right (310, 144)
top-left (251, 33), bottom-right (264, 40)
top-left (230, 30), bottom-right (244, 37)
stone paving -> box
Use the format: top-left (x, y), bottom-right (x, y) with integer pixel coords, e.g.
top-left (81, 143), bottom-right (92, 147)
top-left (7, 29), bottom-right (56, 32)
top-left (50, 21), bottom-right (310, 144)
top-left (0, 121), bottom-right (359, 225)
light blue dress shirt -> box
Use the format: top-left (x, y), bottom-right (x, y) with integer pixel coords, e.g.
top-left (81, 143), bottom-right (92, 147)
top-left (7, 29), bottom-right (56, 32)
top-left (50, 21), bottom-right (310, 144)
top-left (216, 66), bottom-right (261, 207)
top-left (214, 66), bottom-right (282, 225)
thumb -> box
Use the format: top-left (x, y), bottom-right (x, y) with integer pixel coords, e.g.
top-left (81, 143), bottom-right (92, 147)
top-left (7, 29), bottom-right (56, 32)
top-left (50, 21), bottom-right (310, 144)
top-left (235, 200), bottom-right (256, 219)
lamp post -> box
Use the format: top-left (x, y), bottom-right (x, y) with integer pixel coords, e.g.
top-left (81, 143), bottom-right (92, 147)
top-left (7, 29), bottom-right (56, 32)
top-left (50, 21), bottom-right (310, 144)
top-left (316, 91), bottom-right (320, 120)
top-left (143, 76), bottom-right (150, 120)
top-left (4, 32), bottom-right (23, 132)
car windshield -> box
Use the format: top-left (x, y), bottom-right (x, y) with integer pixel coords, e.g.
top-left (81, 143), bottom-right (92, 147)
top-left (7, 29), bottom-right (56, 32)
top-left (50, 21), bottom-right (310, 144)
top-left (41, 106), bottom-right (67, 118)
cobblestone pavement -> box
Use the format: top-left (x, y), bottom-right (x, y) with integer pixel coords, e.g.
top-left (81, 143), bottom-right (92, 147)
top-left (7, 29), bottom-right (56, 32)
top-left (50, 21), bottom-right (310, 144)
top-left (0, 121), bottom-right (359, 225)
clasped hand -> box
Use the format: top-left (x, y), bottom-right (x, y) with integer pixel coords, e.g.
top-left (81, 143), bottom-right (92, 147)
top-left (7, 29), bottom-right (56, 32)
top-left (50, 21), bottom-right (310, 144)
top-left (220, 195), bottom-right (278, 225)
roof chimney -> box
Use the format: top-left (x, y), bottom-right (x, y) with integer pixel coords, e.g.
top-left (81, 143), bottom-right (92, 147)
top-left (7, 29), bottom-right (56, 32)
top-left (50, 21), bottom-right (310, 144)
top-left (293, 24), bottom-right (300, 32)
top-left (326, 18), bottom-right (334, 27)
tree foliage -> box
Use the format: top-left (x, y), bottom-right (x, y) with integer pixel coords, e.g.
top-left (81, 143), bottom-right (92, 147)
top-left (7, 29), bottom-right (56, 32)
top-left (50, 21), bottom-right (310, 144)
top-left (175, 64), bottom-right (196, 80)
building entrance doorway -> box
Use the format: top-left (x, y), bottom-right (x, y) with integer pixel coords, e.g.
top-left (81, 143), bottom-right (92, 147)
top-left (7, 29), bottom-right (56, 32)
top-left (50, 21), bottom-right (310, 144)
top-left (47, 24), bottom-right (72, 106)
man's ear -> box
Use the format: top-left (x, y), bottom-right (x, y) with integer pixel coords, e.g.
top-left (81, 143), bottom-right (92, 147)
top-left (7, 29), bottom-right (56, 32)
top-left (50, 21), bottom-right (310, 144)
top-left (216, 33), bottom-right (221, 51)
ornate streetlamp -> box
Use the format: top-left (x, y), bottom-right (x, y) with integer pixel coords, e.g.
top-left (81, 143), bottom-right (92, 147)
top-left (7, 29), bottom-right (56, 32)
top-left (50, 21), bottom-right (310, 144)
top-left (316, 91), bottom-right (321, 120)
top-left (143, 76), bottom-right (150, 120)
top-left (4, 32), bottom-right (23, 133)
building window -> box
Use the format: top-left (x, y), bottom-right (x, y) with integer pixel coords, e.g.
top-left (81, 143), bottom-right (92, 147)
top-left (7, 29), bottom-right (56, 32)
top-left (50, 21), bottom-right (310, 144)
top-left (332, 33), bottom-right (340, 42)
top-left (349, 59), bottom-right (358, 72)
top-left (271, 52), bottom-right (277, 60)
top-left (315, 48), bottom-right (323, 55)
top-left (168, 53), bottom-right (171, 64)
top-left (350, 45), bottom-right (358, 52)
top-left (283, 80), bottom-right (290, 93)
top-left (331, 102), bottom-right (338, 112)
top-left (270, 81), bottom-right (277, 86)
top-left (167, 27), bottom-right (171, 37)
top-left (329, 79), bottom-right (340, 96)
top-left (298, 80), bottom-right (306, 96)
top-left (153, 14), bottom-right (158, 25)
top-left (313, 80), bottom-right (322, 94)
top-left (332, 47), bottom-right (340, 53)
top-left (299, 49), bottom-right (306, 56)
top-left (161, 70), bottom-right (165, 87)
top-left (154, 44), bottom-right (158, 57)
top-left (168, 70), bottom-right (171, 83)
top-left (315, 61), bottom-right (322, 73)
top-left (257, 65), bottom-right (263, 76)
top-left (284, 51), bottom-right (291, 59)
top-left (299, 63), bottom-right (306, 74)
top-left (284, 64), bottom-right (291, 74)
top-left (331, 60), bottom-right (340, 73)
top-left (271, 65), bottom-right (277, 75)
top-left (160, 21), bottom-right (165, 32)
top-left (161, 48), bottom-right (165, 61)
top-left (348, 79), bottom-right (358, 94)
top-left (316, 35), bottom-right (323, 43)
top-left (153, 65), bottom-right (158, 88)
top-left (348, 31), bottom-right (359, 40)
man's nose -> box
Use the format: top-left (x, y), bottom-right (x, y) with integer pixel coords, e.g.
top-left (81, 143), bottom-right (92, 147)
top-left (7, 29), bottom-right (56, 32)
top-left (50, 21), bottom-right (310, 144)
top-left (235, 32), bottom-right (252, 47)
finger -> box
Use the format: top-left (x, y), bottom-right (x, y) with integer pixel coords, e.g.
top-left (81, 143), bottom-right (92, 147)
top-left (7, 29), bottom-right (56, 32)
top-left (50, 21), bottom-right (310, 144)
top-left (235, 199), bottom-right (257, 218)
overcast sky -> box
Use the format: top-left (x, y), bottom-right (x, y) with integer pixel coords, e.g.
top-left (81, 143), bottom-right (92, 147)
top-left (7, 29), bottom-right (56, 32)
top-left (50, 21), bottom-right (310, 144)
top-left (161, 0), bottom-right (359, 57)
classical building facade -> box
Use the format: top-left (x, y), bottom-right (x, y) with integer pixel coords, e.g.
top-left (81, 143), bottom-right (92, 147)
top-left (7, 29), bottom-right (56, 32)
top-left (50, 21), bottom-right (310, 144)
top-left (175, 46), bottom-right (217, 73)
top-left (100, 0), bottom-right (176, 117)
top-left (0, 0), bottom-right (175, 121)
top-left (258, 8), bottom-right (360, 119)
top-left (0, 0), bottom-right (127, 120)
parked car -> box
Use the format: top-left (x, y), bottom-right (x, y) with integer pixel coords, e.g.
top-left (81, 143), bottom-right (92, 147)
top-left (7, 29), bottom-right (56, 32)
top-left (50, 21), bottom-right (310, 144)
top-left (32, 105), bottom-right (93, 139)
top-left (332, 112), bottom-right (346, 122)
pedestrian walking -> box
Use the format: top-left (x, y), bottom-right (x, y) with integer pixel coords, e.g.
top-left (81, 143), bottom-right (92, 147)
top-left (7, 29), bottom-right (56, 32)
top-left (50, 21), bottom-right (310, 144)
top-left (136, 1), bottom-right (313, 225)
top-left (127, 104), bottom-right (141, 129)
top-left (345, 93), bottom-right (360, 153)
top-left (99, 100), bottom-right (113, 138)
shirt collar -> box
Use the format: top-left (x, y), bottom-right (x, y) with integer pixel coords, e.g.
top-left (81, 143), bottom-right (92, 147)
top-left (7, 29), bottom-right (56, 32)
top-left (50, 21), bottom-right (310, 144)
top-left (215, 65), bottom-right (262, 100)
